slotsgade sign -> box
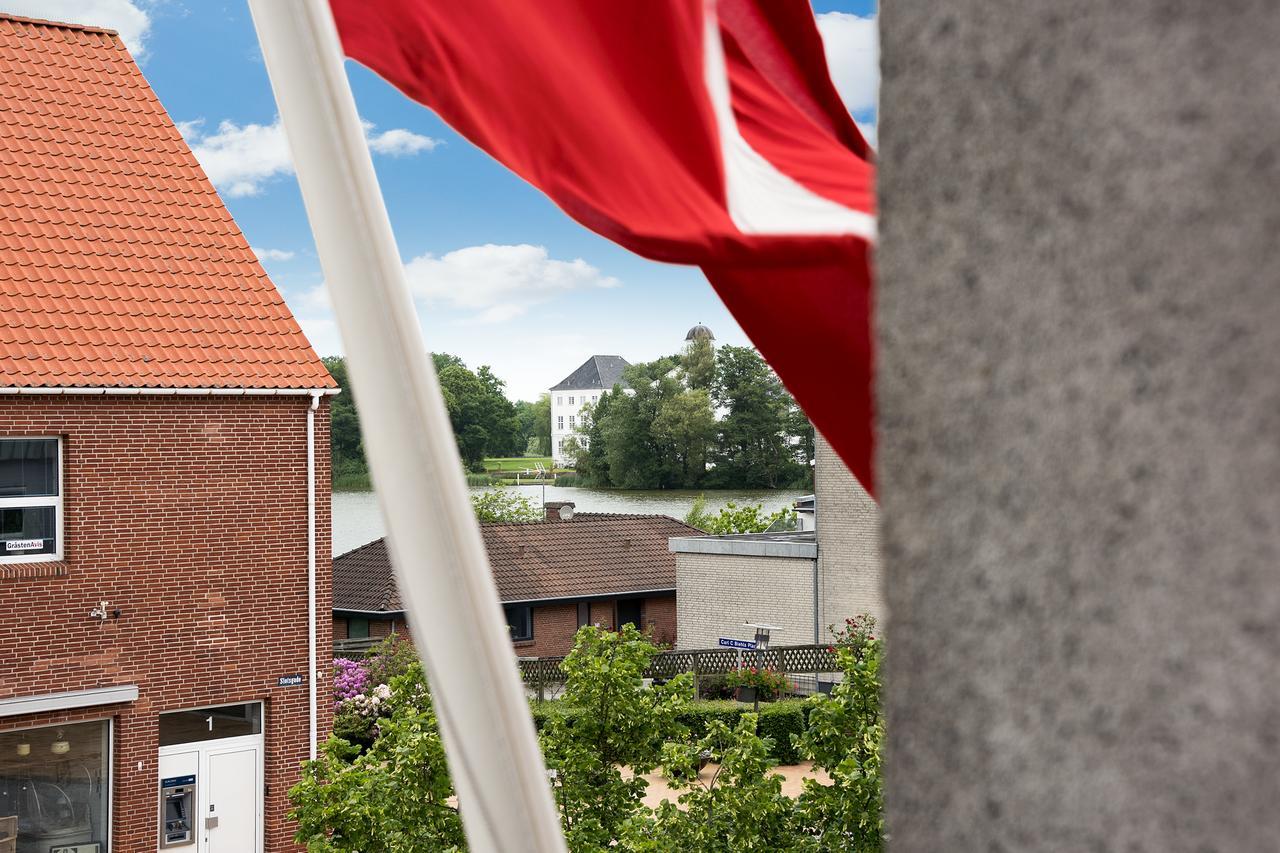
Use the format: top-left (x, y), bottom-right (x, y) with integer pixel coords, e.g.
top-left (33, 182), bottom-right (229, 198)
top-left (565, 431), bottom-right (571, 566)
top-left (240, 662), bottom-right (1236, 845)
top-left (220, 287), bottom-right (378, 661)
top-left (718, 637), bottom-right (756, 650)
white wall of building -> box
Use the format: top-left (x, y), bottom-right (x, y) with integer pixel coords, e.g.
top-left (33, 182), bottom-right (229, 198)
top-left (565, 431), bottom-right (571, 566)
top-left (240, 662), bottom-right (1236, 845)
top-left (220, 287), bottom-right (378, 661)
top-left (550, 389), bottom-right (603, 467)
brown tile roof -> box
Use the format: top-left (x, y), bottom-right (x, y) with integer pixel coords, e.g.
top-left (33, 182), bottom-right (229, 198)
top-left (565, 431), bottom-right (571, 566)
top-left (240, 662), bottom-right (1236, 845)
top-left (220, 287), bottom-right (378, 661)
top-left (0, 14), bottom-right (334, 390)
top-left (333, 514), bottom-right (703, 612)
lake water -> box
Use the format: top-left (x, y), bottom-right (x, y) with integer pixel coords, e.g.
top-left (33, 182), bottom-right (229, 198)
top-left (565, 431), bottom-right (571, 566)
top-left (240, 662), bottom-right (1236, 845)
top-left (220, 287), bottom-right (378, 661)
top-left (331, 486), bottom-right (807, 556)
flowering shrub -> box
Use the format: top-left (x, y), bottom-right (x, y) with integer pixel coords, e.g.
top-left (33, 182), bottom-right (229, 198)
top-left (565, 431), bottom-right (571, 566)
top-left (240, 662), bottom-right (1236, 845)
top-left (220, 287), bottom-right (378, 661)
top-left (829, 613), bottom-right (877, 660)
top-left (724, 666), bottom-right (790, 700)
top-left (333, 657), bottom-right (370, 707)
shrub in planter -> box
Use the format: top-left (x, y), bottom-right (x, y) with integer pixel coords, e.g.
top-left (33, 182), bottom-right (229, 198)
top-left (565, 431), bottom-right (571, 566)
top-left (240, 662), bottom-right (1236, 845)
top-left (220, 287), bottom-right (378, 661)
top-left (724, 666), bottom-right (790, 701)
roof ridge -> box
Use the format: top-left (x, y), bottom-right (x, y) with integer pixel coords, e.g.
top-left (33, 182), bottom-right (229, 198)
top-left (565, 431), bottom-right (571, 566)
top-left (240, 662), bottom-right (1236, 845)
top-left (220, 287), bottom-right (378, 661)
top-left (333, 537), bottom-right (387, 561)
top-left (0, 13), bottom-right (121, 36)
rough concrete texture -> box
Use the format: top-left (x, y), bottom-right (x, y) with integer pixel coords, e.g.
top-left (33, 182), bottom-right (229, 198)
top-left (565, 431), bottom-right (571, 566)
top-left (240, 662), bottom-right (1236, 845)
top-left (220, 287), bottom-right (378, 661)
top-left (876, 3), bottom-right (1280, 851)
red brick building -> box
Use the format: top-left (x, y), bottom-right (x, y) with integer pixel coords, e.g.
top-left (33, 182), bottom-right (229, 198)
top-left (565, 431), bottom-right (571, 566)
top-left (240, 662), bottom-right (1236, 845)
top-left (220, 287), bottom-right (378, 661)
top-left (0, 14), bottom-right (334, 852)
top-left (334, 505), bottom-right (697, 657)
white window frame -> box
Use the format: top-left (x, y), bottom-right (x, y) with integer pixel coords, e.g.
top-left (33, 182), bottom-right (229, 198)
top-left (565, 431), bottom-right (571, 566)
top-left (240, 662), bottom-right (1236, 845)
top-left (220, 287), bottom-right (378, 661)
top-left (557, 416), bottom-right (564, 430)
top-left (568, 396), bottom-right (574, 405)
top-left (0, 436), bottom-right (63, 564)
top-left (568, 415), bottom-right (575, 429)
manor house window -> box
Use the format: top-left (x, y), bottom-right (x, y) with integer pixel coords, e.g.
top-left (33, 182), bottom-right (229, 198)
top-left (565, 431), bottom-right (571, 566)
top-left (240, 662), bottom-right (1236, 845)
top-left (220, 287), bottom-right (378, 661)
top-left (0, 438), bottom-right (61, 562)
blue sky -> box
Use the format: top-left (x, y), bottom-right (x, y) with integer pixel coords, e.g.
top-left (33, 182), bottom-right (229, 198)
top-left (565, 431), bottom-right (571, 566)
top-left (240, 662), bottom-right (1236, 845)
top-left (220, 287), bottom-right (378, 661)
top-left (5, 0), bottom-right (878, 401)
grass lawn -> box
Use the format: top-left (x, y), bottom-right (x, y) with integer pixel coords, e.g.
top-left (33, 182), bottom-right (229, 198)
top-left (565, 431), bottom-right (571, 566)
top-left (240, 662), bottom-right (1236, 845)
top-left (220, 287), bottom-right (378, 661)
top-left (484, 457), bottom-right (553, 472)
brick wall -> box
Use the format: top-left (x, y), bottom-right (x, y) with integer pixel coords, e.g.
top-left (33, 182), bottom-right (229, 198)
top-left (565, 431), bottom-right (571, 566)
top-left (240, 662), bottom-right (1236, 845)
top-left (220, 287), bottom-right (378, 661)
top-left (641, 595), bottom-right (677, 647)
top-left (675, 552), bottom-right (817, 649)
top-left (0, 394), bottom-right (331, 851)
top-left (814, 431), bottom-right (884, 630)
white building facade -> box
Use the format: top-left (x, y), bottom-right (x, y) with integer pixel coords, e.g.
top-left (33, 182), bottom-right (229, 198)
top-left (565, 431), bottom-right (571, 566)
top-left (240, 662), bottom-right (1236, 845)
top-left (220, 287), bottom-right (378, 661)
top-left (550, 355), bottom-right (630, 467)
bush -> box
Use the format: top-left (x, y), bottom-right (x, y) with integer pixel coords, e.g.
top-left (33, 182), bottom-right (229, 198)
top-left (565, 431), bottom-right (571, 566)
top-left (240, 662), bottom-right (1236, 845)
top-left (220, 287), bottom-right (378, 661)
top-left (724, 666), bottom-right (791, 700)
top-left (674, 701), bottom-right (743, 740)
top-left (757, 701), bottom-right (807, 765)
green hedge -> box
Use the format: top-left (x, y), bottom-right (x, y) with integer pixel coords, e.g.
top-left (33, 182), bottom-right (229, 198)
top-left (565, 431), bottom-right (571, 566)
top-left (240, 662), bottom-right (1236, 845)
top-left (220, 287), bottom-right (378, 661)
top-left (533, 699), bottom-right (812, 765)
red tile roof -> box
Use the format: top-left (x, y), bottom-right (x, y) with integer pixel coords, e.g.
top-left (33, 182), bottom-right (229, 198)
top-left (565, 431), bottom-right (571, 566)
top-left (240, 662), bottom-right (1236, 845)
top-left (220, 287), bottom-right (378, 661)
top-left (333, 514), bottom-right (703, 612)
top-left (0, 14), bottom-right (334, 390)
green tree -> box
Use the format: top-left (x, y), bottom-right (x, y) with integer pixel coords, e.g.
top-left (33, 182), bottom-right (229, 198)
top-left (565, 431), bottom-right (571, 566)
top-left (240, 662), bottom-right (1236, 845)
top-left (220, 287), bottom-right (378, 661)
top-left (572, 391), bottom-right (613, 485)
top-left (684, 497), bottom-right (798, 534)
top-left (436, 361), bottom-right (522, 470)
top-left (470, 487), bottom-right (541, 523)
top-left (793, 615), bottom-right (884, 851)
top-left (652, 389), bottom-right (715, 487)
top-left (540, 625), bottom-right (693, 849)
top-left (289, 665), bottom-right (465, 852)
top-left (711, 346), bottom-right (803, 488)
top-left (323, 356), bottom-right (366, 477)
top-left (517, 395), bottom-right (553, 456)
top-left (680, 336), bottom-right (716, 392)
top-left (624, 715), bottom-right (797, 852)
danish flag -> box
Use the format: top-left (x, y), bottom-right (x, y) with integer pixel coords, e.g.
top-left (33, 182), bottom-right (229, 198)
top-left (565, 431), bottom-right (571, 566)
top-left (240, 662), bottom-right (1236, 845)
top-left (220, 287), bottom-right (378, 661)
top-left (331, 0), bottom-right (877, 492)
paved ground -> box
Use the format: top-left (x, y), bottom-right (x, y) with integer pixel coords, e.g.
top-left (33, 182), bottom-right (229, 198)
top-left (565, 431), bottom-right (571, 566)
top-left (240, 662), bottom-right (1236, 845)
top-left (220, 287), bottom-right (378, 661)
top-left (638, 761), bottom-right (831, 808)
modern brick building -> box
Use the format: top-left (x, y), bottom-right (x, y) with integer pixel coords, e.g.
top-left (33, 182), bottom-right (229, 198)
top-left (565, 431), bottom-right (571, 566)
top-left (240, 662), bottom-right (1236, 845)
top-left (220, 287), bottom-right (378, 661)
top-left (671, 433), bottom-right (881, 650)
top-left (0, 14), bottom-right (334, 852)
top-left (333, 505), bottom-right (697, 657)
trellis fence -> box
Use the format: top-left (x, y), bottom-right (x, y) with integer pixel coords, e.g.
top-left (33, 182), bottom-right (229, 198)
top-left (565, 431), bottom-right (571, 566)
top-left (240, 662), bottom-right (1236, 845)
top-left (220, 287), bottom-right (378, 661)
top-left (519, 644), bottom-right (839, 702)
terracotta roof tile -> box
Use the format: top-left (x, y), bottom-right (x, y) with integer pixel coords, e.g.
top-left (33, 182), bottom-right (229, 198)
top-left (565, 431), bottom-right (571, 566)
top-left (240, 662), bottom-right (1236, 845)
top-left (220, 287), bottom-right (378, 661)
top-left (333, 514), bottom-right (703, 613)
top-left (0, 15), bottom-right (333, 389)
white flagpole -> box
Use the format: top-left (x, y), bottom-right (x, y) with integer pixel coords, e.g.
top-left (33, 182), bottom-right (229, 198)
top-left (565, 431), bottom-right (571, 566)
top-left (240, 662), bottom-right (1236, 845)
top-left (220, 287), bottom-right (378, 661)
top-left (246, 2), bottom-right (566, 851)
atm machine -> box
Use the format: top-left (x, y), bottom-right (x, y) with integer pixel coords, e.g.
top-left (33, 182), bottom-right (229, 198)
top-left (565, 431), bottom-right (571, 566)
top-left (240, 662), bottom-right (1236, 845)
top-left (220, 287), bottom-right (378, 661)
top-left (158, 776), bottom-right (195, 848)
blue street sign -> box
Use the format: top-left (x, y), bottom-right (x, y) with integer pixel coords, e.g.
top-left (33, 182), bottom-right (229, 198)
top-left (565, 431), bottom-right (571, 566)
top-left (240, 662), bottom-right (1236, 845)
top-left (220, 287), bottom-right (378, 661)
top-left (718, 637), bottom-right (757, 650)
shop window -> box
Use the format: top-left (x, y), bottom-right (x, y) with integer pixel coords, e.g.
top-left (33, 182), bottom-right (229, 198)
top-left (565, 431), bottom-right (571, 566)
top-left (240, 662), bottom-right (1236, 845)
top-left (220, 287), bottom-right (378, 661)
top-left (504, 605), bottom-right (533, 642)
top-left (348, 618), bottom-right (370, 639)
top-left (159, 703), bottom-right (263, 747)
top-left (0, 719), bottom-right (110, 852)
top-left (0, 438), bottom-right (61, 562)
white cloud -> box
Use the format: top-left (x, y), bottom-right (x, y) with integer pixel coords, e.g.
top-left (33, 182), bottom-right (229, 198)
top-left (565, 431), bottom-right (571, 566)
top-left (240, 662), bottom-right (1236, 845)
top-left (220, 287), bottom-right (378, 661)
top-left (403, 244), bottom-right (621, 324)
top-left (365, 126), bottom-right (440, 156)
top-left (3, 0), bottom-right (153, 58)
top-left (180, 117), bottom-right (442, 197)
top-left (816, 12), bottom-right (879, 116)
top-left (252, 247), bottom-right (295, 262)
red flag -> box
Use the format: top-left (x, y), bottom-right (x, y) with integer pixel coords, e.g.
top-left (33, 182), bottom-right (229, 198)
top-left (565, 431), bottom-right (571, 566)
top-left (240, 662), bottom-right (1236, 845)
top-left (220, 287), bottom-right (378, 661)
top-left (330, 0), bottom-right (877, 493)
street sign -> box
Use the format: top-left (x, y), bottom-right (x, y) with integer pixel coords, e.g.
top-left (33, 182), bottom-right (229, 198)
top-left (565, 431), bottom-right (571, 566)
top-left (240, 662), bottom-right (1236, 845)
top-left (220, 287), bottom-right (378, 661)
top-left (717, 637), bottom-right (757, 650)
top-left (277, 674), bottom-right (304, 687)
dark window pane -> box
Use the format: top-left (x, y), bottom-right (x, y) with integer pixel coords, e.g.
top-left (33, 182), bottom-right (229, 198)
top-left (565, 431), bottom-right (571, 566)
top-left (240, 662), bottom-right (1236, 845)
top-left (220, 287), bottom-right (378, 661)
top-left (577, 602), bottom-right (590, 628)
top-left (348, 618), bottom-right (369, 639)
top-left (0, 720), bottom-right (110, 850)
top-left (0, 506), bottom-right (56, 556)
top-left (159, 703), bottom-right (263, 747)
top-left (0, 439), bottom-right (57, 497)
top-left (504, 606), bottom-right (532, 641)
top-left (617, 599), bottom-right (643, 630)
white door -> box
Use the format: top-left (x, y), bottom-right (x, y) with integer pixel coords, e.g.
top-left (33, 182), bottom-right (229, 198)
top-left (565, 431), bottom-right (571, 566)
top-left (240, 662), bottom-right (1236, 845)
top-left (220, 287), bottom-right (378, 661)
top-left (203, 744), bottom-right (261, 853)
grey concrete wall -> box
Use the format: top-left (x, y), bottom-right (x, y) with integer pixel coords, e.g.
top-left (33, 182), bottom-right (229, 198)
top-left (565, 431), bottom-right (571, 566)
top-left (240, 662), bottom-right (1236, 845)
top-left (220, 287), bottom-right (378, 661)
top-left (815, 432), bottom-right (884, 630)
top-left (877, 2), bottom-right (1280, 850)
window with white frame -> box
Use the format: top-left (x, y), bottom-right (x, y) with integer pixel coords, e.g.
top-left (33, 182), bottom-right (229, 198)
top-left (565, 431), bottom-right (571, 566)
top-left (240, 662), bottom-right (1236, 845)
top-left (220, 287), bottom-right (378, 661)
top-left (568, 415), bottom-right (575, 428)
top-left (568, 396), bottom-right (574, 405)
top-left (592, 395), bottom-right (598, 403)
top-left (557, 416), bottom-right (564, 430)
top-left (0, 438), bottom-right (61, 561)
top-left (556, 396), bottom-right (563, 405)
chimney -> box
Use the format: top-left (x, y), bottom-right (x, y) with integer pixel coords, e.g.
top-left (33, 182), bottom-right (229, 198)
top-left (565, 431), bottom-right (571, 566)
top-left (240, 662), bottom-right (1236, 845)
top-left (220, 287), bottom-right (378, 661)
top-left (544, 501), bottom-right (576, 522)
